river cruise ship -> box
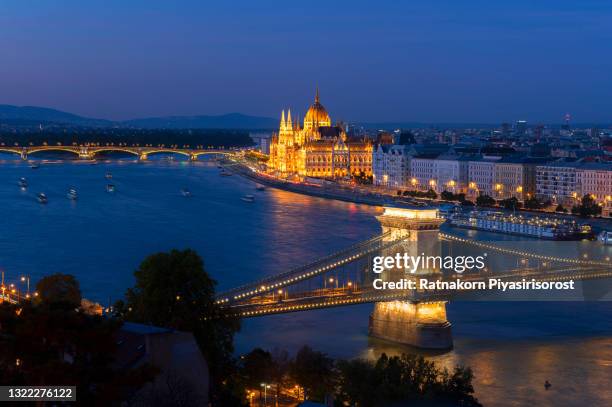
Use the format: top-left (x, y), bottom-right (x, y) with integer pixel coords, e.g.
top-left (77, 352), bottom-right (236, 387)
top-left (448, 210), bottom-right (592, 240)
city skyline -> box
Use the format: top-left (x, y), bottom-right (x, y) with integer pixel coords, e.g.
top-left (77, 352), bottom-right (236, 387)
top-left (1, 1), bottom-right (611, 123)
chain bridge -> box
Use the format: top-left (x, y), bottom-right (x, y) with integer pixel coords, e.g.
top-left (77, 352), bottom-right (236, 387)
top-left (218, 206), bottom-right (612, 349)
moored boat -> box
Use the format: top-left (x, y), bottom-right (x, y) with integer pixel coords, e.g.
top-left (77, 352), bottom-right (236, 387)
top-left (181, 188), bottom-right (192, 197)
top-left (448, 210), bottom-right (592, 240)
top-left (105, 172), bottom-right (113, 179)
top-left (18, 177), bottom-right (28, 188)
top-left (37, 193), bottom-right (48, 204)
top-left (106, 184), bottom-right (116, 193)
top-left (255, 184), bottom-right (266, 191)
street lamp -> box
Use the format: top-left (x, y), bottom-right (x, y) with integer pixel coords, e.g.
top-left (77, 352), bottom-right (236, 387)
top-left (20, 275), bottom-right (30, 297)
top-left (260, 383), bottom-right (271, 406)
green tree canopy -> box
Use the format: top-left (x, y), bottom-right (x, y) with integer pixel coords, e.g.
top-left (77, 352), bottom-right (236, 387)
top-left (115, 249), bottom-right (241, 404)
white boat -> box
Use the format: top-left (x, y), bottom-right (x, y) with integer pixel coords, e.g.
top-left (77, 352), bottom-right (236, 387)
top-left (67, 188), bottom-right (78, 200)
top-left (30, 163), bottom-right (40, 169)
top-left (220, 171), bottom-right (233, 177)
top-left (598, 231), bottom-right (612, 245)
top-left (105, 172), bottom-right (112, 179)
top-left (181, 188), bottom-right (192, 197)
top-left (241, 194), bottom-right (255, 203)
top-left (106, 184), bottom-right (115, 193)
top-left (255, 184), bottom-right (266, 191)
top-left (37, 193), bottom-right (48, 204)
top-left (18, 177), bottom-right (27, 188)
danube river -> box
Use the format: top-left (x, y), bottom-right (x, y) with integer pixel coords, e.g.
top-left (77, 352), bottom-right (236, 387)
top-left (1, 157), bottom-right (611, 406)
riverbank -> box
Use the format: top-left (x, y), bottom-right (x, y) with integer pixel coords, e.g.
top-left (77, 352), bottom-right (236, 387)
top-left (224, 160), bottom-right (612, 232)
top-left (223, 160), bottom-right (422, 209)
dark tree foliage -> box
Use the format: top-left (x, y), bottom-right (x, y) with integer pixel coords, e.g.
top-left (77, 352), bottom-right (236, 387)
top-left (476, 194), bottom-right (496, 207)
top-left (441, 191), bottom-right (466, 202)
top-left (335, 353), bottom-right (482, 407)
top-left (289, 346), bottom-right (335, 402)
top-left (571, 194), bottom-right (602, 217)
top-left (401, 189), bottom-right (438, 199)
top-left (0, 301), bottom-right (157, 405)
top-left (524, 197), bottom-right (544, 210)
top-left (114, 249), bottom-right (242, 405)
top-left (35, 273), bottom-right (82, 310)
top-left (500, 197), bottom-right (522, 210)
top-left (240, 348), bottom-right (276, 388)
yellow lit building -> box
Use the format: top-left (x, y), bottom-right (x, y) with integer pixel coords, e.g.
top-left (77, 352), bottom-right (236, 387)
top-left (268, 89), bottom-right (372, 178)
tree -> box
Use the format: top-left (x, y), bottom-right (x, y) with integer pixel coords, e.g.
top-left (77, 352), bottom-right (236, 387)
top-left (35, 273), bottom-right (82, 310)
top-left (476, 194), bottom-right (495, 207)
top-left (240, 348), bottom-right (276, 388)
top-left (289, 346), bottom-right (334, 402)
top-left (555, 204), bottom-right (567, 213)
top-left (335, 353), bottom-right (482, 407)
top-left (115, 249), bottom-right (241, 403)
top-left (524, 197), bottom-right (543, 210)
top-left (500, 197), bottom-right (521, 210)
top-left (425, 189), bottom-right (438, 199)
top-left (572, 194), bottom-right (602, 217)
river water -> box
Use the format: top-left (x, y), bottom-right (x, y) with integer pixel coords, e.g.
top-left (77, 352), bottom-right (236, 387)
top-left (0, 156), bottom-right (610, 406)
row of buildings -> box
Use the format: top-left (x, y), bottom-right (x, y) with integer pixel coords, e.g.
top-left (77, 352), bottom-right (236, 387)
top-left (372, 144), bottom-right (612, 215)
top-left (265, 90), bottom-right (612, 216)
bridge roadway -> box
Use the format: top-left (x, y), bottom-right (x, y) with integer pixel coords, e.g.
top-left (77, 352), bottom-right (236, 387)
top-left (215, 231), bottom-right (395, 304)
top-left (227, 264), bottom-right (612, 317)
top-left (219, 231), bottom-right (612, 317)
top-left (0, 145), bottom-right (232, 160)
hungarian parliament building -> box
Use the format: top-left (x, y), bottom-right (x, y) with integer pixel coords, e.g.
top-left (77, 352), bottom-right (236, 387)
top-left (268, 89), bottom-right (373, 178)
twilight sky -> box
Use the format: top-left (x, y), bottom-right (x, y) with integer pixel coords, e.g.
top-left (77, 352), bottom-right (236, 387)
top-left (1, 0), bottom-right (611, 123)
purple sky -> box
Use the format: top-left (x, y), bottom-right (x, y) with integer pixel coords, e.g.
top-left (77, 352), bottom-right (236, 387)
top-left (1, 0), bottom-right (611, 123)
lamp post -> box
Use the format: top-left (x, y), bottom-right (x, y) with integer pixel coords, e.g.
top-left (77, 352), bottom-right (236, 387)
top-left (260, 383), bottom-right (270, 406)
top-left (20, 275), bottom-right (30, 298)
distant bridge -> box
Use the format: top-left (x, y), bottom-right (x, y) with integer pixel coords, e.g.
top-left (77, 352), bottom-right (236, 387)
top-left (0, 145), bottom-right (233, 160)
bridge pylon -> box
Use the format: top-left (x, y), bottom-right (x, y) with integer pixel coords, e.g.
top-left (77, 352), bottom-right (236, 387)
top-left (369, 206), bottom-right (452, 349)
top-left (21, 149), bottom-right (28, 160)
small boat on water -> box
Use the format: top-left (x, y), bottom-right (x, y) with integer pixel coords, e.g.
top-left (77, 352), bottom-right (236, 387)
top-left (37, 193), bottom-right (48, 204)
top-left (30, 163), bottom-right (40, 169)
top-left (106, 184), bottom-right (116, 193)
top-left (67, 188), bottom-right (78, 200)
top-left (255, 184), bottom-right (266, 191)
top-left (18, 177), bottom-right (28, 188)
top-left (598, 231), bottom-right (612, 245)
top-left (181, 188), bottom-right (192, 197)
top-left (241, 194), bottom-right (255, 203)
top-left (220, 171), bottom-right (233, 177)
top-left (105, 172), bottom-right (112, 179)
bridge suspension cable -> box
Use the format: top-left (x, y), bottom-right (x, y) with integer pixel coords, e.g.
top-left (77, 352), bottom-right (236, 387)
top-left (439, 233), bottom-right (612, 267)
top-left (216, 231), bottom-right (398, 303)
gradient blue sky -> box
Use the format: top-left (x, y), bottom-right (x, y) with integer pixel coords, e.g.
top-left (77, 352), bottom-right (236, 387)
top-left (1, 0), bottom-right (611, 123)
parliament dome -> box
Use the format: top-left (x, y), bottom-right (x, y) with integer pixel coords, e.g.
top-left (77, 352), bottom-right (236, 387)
top-left (303, 88), bottom-right (331, 130)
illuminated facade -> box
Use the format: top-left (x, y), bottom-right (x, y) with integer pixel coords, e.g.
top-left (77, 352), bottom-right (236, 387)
top-left (268, 89), bottom-right (372, 178)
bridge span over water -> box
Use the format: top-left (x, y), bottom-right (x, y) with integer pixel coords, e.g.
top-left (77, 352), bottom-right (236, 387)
top-left (0, 145), bottom-right (232, 160)
top-left (218, 206), bottom-right (612, 349)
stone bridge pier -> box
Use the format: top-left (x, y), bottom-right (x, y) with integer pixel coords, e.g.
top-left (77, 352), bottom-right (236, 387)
top-left (368, 206), bottom-right (453, 349)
